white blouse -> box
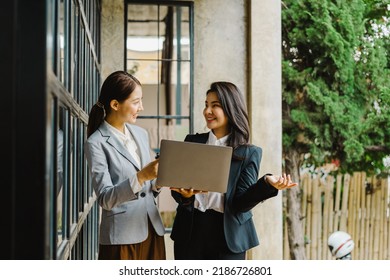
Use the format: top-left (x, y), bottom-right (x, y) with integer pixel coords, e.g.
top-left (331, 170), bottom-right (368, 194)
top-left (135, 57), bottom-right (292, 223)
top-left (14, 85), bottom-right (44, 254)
top-left (105, 121), bottom-right (142, 194)
top-left (194, 131), bottom-right (229, 213)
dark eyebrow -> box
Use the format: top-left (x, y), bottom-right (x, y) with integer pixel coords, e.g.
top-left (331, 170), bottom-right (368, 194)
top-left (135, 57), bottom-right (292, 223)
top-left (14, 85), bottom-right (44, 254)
top-left (130, 97), bottom-right (142, 102)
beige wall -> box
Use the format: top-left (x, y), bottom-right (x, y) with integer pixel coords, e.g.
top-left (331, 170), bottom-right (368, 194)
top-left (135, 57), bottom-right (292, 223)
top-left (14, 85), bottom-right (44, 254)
top-left (101, 0), bottom-right (125, 80)
top-left (248, 0), bottom-right (283, 260)
top-left (100, 0), bottom-right (283, 260)
top-left (193, 0), bottom-right (247, 133)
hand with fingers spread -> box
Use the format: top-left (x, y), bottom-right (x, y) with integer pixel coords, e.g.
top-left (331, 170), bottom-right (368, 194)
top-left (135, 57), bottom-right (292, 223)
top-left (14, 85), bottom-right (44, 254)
top-left (170, 187), bottom-right (206, 198)
top-left (265, 173), bottom-right (298, 190)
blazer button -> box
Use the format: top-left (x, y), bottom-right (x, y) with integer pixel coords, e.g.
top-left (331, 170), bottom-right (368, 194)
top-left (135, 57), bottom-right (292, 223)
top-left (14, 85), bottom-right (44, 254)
top-left (140, 192), bottom-right (146, 197)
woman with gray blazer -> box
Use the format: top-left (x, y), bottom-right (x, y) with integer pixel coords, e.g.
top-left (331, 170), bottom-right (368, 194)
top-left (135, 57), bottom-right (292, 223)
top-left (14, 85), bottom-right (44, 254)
top-left (85, 71), bottom-right (165, 260)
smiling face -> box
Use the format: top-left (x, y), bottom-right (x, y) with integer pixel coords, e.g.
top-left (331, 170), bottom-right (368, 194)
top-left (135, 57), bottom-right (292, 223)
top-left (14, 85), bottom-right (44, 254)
top-left (117, 85), bottom-right (143, 124)
top-left (107, 84), bottom-right (144, 129)
top-left (203, 91), bottom-right (229, 139)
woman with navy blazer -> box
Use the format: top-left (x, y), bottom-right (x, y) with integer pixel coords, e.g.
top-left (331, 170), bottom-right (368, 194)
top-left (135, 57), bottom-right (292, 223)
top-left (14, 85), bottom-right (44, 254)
top-left (85, 71), bottom-right (165, 260)
top-left (170, 81), bottom-right (297, 260)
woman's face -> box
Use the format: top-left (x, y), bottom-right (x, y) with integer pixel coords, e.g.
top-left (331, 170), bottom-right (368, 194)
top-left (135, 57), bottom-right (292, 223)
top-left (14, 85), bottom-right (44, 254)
top-left (203, 91), bottom-right (229, 138)
top-left (117, 85), bottom-right (144, 124)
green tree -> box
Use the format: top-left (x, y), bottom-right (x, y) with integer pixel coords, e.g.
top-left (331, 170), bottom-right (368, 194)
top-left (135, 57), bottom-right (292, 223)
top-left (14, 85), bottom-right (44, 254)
top-left (282, 0), bottom-right (390, 259)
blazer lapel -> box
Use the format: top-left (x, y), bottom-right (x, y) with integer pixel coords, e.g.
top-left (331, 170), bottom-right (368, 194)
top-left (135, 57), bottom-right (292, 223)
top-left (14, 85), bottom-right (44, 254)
top-left (99, 122), bottom-right (141, 170)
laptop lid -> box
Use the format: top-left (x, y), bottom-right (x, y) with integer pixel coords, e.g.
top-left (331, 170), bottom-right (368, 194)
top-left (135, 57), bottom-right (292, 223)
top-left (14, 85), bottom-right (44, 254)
top-left (156, 139), bottom-right (233, 193)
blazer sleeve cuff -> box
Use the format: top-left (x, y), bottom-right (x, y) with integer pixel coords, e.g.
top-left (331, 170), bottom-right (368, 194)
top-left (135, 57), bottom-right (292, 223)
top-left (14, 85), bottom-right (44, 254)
top-left (260, 174), bottom-right (279, 199)
top-left (171, 190), bottom-right (195, 207)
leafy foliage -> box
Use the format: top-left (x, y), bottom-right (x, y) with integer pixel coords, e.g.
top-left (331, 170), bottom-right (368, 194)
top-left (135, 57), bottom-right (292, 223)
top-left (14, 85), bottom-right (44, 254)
top-left (282, 0), bottom-right (390, 174)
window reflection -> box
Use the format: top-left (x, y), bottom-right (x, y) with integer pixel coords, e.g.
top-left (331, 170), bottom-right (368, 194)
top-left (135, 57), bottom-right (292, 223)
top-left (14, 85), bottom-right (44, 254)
top-left (51, 0), bottom-right (100, 260)
top-left (59, 0), bottom-right (65, 83)
top-left (57, 106), bottom-right (66, 245)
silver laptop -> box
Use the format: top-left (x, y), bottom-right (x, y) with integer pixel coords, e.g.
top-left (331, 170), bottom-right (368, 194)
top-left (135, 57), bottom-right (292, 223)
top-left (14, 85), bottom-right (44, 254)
top-left (156, 139), bottom-right (233, 193)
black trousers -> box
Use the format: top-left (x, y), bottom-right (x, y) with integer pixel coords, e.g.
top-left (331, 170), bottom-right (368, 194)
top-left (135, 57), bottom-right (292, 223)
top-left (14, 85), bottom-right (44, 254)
top-left (174, 208), bottom-right (246, 260)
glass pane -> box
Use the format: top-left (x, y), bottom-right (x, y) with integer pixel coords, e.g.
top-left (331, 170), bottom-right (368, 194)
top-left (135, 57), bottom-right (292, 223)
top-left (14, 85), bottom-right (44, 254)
top-left (66, 109), bottom-right (73, 235)
top-left (127, 60), bottom-right (160, 84)
top-left (57, 107), bottom-right (66, 245)
top-left (141, 84), bottom-right (165, 116)
top-left (127, 4), bottom-right (161, 60)
top-left (136, 118), bottom-right (160, 153)
top-left (159, 5), bottom-right (173, 90)
top-left (77, 120), bottom-right (84, 213)
top-left (126, 36), bottom-right (162, 60)
top-left (170, 61), bottom-right (191, 111)
top-left (59, 0), bottom-right (65, 82)
top-left (171, 118), bottom-right (190, 142)
top-left (71, 115), bottom-right (78, 223)
top-left (173, 6), bottom-right (190, 61)
top-left (137, 118), bottom-right (190, 152)
top-left (80, 127), bottom-right (85, 210)
top-left (157, 6), bottom-right (190, 63)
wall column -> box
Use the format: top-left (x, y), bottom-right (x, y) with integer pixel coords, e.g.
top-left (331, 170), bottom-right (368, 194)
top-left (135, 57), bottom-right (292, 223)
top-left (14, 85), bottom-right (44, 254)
top-left (193, 0), bottom-right (247, 132)
top-left (248, 0), bottom-right (283, 259)
top-left (101, 0), bottom-right (125, 80)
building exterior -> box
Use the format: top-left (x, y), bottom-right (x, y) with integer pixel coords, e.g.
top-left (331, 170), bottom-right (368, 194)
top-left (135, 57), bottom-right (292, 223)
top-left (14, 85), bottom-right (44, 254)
top-left (1, 0), bottom-right (282, 260)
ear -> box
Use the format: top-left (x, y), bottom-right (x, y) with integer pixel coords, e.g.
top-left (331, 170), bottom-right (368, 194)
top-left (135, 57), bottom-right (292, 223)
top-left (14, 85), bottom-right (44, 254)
top-left (110, 99), bottom-right (119, 111)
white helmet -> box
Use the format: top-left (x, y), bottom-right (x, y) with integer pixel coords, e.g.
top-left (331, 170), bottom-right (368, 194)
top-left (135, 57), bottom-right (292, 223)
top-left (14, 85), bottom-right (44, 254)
top-left (328, 231), bottom-right (354, 259)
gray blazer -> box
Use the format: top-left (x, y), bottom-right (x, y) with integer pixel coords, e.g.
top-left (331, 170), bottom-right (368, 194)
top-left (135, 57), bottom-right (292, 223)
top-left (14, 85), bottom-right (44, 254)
top-left (84, 122), bottom-right (165, 245)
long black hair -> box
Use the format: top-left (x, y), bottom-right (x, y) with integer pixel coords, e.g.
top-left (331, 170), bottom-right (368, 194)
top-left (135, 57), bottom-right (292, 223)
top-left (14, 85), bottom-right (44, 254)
top-left (206, 81), bottom-right (250, 149)
top-left (87, 71), bottom-right (141, 138)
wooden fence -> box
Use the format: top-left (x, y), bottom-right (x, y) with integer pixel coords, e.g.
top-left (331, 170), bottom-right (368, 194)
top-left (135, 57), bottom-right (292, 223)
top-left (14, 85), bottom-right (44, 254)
top-left (283, 172), bottom-right (390, 260)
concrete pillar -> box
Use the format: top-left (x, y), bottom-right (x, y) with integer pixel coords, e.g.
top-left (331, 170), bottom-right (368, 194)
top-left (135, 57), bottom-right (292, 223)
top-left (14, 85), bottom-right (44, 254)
top-left (101, 0), bottom-right (125, 80)
top-left (193, 0), bottom-right (247, 132)
top-left (248, 0), bottom-right (283, 259)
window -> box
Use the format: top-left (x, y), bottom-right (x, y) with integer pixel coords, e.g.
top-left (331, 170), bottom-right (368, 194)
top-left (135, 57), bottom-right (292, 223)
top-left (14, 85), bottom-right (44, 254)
top-left (126, 1), bottom-right (193, 151)
top-left (126, 1), bottom-right (194, 229)
top-left (49, 0), bottom-right (101, 259)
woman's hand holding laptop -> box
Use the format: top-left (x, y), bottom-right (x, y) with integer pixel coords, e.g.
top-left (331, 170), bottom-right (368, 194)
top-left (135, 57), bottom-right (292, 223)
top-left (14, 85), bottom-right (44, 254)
top-left (170, 188), bottom-right (207, 198)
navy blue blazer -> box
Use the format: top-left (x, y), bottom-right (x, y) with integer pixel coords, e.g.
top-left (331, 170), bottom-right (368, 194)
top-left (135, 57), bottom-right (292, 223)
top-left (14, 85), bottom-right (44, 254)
top-left (170, 132), bottom-right (278, 253)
